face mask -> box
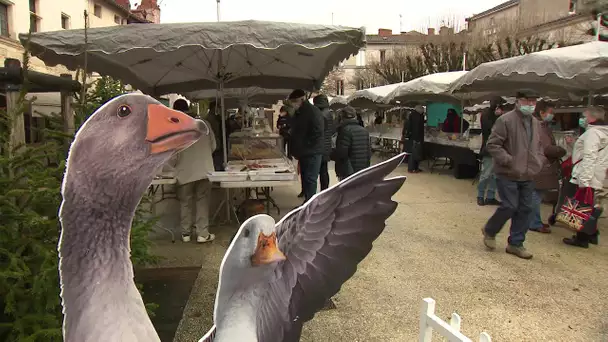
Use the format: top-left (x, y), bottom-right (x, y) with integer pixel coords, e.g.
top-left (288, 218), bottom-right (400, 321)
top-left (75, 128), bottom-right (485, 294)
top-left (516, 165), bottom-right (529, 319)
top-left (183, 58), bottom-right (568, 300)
top-left (518, 104), bottom-right (535, 115)
top-left (579, 117), bottom-right (588, 128)
top-left (543, 113), bottom-right (554, 122)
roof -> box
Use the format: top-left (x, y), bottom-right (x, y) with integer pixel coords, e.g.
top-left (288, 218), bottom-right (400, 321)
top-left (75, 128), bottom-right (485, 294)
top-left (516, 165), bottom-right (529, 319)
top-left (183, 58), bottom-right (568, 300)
top-left (98, 0), bottom-right (152, 23)
top-left (366, 30), bottom-right (468, 45)
top-left (466, 0), bottom-right (519, 21)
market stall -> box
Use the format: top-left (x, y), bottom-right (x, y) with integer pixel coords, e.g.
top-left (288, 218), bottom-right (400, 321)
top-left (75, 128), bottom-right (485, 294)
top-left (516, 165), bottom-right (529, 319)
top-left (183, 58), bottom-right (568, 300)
top-left (207, 122), bottom-right (298, 221)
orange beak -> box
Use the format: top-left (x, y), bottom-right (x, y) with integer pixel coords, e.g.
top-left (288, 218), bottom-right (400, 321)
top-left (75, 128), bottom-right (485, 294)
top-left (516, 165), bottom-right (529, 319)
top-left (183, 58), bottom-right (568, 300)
top-left (251, 231), bottom-right (286, 266)
top-left (145, 104), bottom-right (202, 154)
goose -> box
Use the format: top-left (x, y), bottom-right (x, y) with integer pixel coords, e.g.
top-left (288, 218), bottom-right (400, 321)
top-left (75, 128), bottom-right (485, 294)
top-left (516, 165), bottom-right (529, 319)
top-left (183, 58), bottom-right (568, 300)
top-left (58, 93), bottom-right (205, 342)
top-left (200, 153), bottom-right (406, 342)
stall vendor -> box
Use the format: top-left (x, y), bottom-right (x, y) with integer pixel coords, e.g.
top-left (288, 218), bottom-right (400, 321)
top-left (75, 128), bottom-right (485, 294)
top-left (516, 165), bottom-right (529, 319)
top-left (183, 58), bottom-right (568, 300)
top-left (442, 108), bottom-right (470, 133)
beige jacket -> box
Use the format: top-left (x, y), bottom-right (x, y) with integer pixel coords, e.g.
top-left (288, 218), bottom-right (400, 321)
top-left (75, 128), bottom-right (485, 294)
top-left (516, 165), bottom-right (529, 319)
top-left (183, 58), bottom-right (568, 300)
top-left (168, 118), bottom-right (217, 185)
top-left (571, 124), bottom-right (608, 190)
top-left (487, 109), bottom-right (545, 181)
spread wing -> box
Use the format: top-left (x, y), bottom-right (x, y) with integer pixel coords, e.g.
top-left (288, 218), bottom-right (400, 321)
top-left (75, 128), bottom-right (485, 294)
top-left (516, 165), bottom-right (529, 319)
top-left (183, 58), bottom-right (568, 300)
top-left (256, 153), bottom-right (406, 342)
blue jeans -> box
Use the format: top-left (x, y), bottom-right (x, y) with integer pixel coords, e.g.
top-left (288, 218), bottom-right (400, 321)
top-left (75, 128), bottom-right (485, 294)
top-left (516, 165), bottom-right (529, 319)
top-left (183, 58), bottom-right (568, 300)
top-left (299, 154), bottom-right (323, 203)
top-left (529, 190), bottom-right (544, 229)
top-left (484, 177), bottom-right (535, 247)
top-left (477, 156), bottom-right (496, 199)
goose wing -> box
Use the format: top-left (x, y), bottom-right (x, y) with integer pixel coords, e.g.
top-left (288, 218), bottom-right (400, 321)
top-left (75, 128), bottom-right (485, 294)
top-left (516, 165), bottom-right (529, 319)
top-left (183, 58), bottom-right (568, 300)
top-left (256, 153), bottom-right (406, 342)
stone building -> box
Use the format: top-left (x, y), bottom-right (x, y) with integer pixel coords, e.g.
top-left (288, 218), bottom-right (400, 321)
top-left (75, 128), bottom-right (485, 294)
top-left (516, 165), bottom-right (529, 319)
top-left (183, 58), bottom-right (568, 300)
top-left (0, 0), bottom-right (159, 140)
top-left (328, 26), bottom-right (468, 97)
top-left (466, 0), bottom-right (593, 45)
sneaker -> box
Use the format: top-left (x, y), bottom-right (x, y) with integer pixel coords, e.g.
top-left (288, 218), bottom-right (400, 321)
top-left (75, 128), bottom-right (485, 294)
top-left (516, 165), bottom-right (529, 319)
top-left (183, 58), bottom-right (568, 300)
top-left (477, 197), bottom-right (485, 206)
top-left (505, 245), bottom-right (533, 259)
top-left (297, 192), bottom-right (304, 198)
top-left (481, 228), bottom-right (496, 250)
top-left (197, 233), bottom-right (216, 243)
top-left (485, 198), bottom-right (501, 206)
top-left (181, 234), bottom-right (191, 243)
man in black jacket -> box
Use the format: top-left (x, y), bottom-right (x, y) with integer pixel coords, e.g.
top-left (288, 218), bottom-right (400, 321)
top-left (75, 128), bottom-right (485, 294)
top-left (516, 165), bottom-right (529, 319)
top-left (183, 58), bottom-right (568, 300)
top-left (477, 96), bottom-right (505, 206)
top-left (288, 89), bottom-right (324, 203)
top-left (313, 94), bottom-right (335, 190)
top-left (331, 106), bottom-right (371, 180)
top-left (406, 105), bottom-right (426, 173)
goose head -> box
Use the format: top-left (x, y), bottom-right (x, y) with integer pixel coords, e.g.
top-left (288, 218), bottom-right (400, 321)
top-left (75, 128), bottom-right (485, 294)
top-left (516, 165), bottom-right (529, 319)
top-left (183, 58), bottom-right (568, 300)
top-left (221, 215), bottom-right (286, 283)
top-left (63, 93), bottom-right (205, 202)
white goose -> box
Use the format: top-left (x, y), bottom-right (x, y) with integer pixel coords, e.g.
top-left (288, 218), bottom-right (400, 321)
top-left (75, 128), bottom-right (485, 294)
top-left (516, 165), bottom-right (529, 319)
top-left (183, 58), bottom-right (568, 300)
top-left (200, 153), bottom-right (406, 342)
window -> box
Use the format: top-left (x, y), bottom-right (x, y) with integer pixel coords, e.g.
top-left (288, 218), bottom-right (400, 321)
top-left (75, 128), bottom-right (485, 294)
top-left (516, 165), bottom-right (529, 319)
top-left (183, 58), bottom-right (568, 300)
top-left (0, 3), bottom-right (9, 38)
top-left (94, 4), bottom-right (102, 18)
top-left (489, 17), bottom-right (495, 26)
top-left (335, 80), bottom-right (345, 95)
top-left (30, 14), bottom-right (39, 32)
top-left (569, 0), bottom-right (577, 14)
top-left (29, 0), bottom-right (39, 33)
top-left (114, 15), bottom-right (121, 24)
top-left (61, 13), bottom-right (70, 29)
top-left (379, 50), bottom-right (386, 64)
top-left (356, 50), bottom-right (366, 67)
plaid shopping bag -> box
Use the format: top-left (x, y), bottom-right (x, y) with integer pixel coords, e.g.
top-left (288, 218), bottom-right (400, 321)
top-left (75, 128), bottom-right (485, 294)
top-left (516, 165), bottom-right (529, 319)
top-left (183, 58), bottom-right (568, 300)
top-left (556, 187), bottom-right (597, 233)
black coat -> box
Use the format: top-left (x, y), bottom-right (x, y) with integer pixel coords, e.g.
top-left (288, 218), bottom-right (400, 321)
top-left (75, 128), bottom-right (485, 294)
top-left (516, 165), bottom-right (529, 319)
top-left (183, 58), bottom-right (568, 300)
top-left (321, 108), bottom-right (335, 159)
top-left (331, 118), bottom-right (371, 178)
top-left (290, 101), bottom-right (324, 159)
top-left (480, 107), bottom-right (499, 156)
top-left (406, 110), bottom-right (425, 142)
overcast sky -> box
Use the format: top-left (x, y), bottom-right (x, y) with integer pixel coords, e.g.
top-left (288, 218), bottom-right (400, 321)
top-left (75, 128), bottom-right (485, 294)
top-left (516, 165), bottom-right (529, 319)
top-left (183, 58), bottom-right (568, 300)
top-left (134, 0), bottom-right (509, 33)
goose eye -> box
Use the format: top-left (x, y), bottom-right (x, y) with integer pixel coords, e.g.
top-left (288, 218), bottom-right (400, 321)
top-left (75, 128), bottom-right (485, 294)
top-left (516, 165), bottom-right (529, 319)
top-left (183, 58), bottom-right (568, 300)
top-left (243, 229), bottom-right (250, 238)
top-left (117, 105), bottom-right (132, 118)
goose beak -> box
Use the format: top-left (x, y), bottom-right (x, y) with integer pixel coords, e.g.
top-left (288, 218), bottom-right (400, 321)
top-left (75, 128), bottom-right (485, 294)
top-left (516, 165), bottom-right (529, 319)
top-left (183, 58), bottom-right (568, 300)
top-left (146, 104), bottom-right (202, 154)
top-left (251, 232), bottom-right (286, 266)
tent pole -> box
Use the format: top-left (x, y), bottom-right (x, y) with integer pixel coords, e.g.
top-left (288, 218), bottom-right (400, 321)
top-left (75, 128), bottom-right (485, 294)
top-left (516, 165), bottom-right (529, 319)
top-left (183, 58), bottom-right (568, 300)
top-left (218, 50), bottom-right (231, 222)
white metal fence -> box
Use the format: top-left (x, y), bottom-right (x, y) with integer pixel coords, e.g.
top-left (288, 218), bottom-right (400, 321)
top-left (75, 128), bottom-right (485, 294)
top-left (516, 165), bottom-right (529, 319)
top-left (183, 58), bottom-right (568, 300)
top-left (419, 298), bottom-right (492, 342)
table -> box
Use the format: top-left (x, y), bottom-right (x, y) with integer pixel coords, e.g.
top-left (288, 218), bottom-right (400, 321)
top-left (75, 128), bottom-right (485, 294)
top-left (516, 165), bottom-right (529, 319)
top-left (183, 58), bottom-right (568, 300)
top-left (215, 180), bottom-right (298, 224)
top-left (148, 177), bottom-right (177, 242)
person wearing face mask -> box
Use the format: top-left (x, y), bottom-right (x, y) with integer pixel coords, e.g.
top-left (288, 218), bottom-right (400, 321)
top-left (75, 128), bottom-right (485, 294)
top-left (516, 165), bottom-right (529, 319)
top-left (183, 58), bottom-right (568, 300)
top-left (562, 106), bottom-right (608, 248)
top-left (529, 101), bottom-right (566, 234)
top-left (287, 89), bottom-right (324, 203)
top-left (481, 90), bottom-right (546, 260)
top-left (476, 96), bottom-right (506, 206)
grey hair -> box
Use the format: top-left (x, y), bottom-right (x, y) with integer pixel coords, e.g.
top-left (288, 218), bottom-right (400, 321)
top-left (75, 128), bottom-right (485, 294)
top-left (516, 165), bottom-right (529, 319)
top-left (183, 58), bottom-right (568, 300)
top-left (586, 106), bottom-right (606, 121)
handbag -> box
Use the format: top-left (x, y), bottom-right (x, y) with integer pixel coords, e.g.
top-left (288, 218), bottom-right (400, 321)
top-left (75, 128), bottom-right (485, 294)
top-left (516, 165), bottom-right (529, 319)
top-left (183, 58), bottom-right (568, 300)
top-left (555, 187), bottom-right (598, 233)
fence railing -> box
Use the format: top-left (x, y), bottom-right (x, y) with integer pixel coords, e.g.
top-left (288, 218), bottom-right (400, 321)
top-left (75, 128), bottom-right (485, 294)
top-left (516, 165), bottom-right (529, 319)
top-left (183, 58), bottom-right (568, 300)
top-left (419, 298), bottom-right (492, 342)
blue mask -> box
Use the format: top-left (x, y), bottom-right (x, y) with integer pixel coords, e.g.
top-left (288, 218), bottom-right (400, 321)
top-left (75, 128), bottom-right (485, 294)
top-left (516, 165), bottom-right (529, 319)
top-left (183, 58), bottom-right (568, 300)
top-left (519, 105), bottom-right (535, 115)
top-left (579, 117), bottom-right (588, 128)
top-left (543, 113), bottom-right (554, 122)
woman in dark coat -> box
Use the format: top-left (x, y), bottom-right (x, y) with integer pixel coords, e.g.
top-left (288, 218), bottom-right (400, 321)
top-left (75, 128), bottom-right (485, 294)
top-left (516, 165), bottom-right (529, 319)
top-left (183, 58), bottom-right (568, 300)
top-left (529, 101), bottom-right (566, 233)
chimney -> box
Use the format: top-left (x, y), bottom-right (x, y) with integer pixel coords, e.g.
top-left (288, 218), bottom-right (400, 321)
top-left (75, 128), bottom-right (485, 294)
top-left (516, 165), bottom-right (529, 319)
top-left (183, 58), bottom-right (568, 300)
top-left (378, 28), bottom-right (393, 37)
top-left (427, 28), bottom-right (435, 35)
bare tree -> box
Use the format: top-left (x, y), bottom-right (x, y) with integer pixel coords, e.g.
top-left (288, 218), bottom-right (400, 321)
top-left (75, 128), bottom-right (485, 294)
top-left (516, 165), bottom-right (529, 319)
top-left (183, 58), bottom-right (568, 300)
top-left (350, 68), bottom-right (385, 90)
top-left (320, 67), bottom-right (345, 96)
top-left (368, 49), bottom-right (427, 84)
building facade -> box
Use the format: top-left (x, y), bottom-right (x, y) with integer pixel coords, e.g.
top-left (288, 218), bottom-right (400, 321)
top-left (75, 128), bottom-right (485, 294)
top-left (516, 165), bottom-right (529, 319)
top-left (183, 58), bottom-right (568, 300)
top-left (327, 27), bottom-right (468, 97)
top-left (466, 0), bottom-right (593, 45)
top-left (1, 0), bottom-right (158, 142)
